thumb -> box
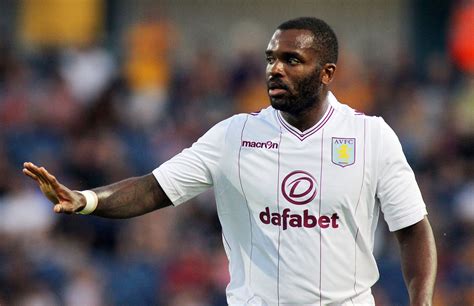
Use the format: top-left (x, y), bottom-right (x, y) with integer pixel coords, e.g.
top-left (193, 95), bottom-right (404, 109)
top-left (53, 203), bottom-right (73, 214)
top-left (53, 204), bottom-right (63, 213)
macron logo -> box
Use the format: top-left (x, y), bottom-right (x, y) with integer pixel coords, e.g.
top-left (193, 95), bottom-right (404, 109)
top-left (241, 140), bottom-right (279, 150)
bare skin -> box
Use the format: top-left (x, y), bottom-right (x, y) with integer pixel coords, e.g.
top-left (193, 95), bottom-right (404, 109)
top-left (22, 162), bottom-right (171, 218)
top-left (265, 29), bottom-right (336, 132)
top-left (395, 217), bottom-right (437, 306)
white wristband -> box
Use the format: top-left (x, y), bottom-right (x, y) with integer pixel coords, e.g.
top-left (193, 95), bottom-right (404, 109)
top-left (76, 190), bottom-right (98, 215)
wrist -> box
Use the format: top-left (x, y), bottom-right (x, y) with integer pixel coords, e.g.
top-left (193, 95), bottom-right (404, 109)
top-left (76, 190), bottom-right (98, 215)
top-left (410, 298), bottom-right (433, 306)
top-left (409, 289), bottom-right (433, 306)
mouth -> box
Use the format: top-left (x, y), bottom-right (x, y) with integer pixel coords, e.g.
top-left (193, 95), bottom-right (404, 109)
top-left (268, 88), bottom-right (288, 97)
top-left (268, 81), bottom-right (289, 97)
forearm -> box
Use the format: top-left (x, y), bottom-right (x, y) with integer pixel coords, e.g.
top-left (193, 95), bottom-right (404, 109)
top-left (396, 217), bottom-right (437, 305)
top-left (89, 174), bottom-right (172, 218)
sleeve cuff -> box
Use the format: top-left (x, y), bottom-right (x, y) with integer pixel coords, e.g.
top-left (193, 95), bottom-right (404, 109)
top-left (386, 207), bottom-right (427, 232)
top-left (152, 168), bottom-right (183, 206)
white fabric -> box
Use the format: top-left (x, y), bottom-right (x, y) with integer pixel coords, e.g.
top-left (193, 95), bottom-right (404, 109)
top-left (153, 92), bottom-right (427, 305)
top-left (77, 190), bottom-right (98, 215)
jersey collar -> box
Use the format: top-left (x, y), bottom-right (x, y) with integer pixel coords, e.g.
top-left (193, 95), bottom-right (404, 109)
top-left (276, 92), bottom-right (336, 141)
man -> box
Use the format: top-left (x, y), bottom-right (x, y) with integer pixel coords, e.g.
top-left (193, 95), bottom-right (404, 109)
top-left (23, 17), bottom-right (436, 305)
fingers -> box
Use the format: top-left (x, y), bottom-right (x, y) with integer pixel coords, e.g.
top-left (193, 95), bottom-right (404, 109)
top-left (24, 162), bottom-right (76, 214)
top-left (23, 162), bottom-right (57, 186)
top-left (23, 162), bottom-right (43, 181)
top-left (36, 167), bottom-right (51, 185)
top-left (23, 162), bottom-right (39, 171)
top-left (39, 166), bottom-right (59, 187)
top-left (22, 168), bottom-right (39, 181)
top-left (23, 163), bottom-right (49, 187)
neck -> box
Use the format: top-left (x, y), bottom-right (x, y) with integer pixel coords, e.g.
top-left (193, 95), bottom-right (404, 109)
top-left (280, 91), bottom-right (329, 132)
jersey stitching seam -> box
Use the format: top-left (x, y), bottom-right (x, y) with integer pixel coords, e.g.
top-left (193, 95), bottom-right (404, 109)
top-left (276, 124), bottom-right (283, 306)
top-left (318, 128), bottom-right (325, 305)
top-left (238, 115), bottom-right (254, 295)
top-left (353, 117), bottom-right (367, 297)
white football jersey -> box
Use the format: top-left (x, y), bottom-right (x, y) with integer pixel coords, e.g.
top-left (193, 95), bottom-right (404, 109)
top-left (153, 92), bottom-right (427, 305)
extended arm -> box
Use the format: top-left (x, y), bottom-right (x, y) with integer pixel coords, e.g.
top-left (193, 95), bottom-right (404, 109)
top-left (91, 174), bottom-right (172, 218)
top-left (23, 162), bottom-right (172, 218)
top-left (395, 217), bottom-right (437, 306)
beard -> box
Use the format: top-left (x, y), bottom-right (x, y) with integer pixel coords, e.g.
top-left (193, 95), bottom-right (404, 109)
top-left (269, 69), bottom-right (323, 115)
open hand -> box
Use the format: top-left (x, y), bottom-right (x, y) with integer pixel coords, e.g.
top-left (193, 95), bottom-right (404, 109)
top-left (22, 162), bottom-right (85, 214)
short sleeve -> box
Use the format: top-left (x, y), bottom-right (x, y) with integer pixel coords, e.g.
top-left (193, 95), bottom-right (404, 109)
top-left (376, 118), bottom-right (427, 232)
top-left (153, 118), bottom-right (230, 206)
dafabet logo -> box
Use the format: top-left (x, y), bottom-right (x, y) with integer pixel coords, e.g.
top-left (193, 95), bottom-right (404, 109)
top-left (281, 170), bottom-right (317, 205)
top-left (259, 171), bottom-right (339, 230)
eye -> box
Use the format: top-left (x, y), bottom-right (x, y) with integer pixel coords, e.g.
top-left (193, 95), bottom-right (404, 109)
top-left (288, 57), bottom-right (301, 65)
top-left (266, 56), bottom-right (275, 64)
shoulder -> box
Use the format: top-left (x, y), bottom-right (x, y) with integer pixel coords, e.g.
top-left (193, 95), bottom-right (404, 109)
top-left (329, 91), bottom-right (386, 130)
top-left (203, 106), bottom-right (276, 139)
top-left (228, 106), bottom-right (277, 127)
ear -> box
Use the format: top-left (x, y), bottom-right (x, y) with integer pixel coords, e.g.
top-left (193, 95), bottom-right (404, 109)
top-left (321, 63), bottom-right (336, 85)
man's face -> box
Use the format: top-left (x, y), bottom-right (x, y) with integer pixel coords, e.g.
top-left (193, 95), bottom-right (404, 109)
top-left (265, 29), bottom-right (324, 115)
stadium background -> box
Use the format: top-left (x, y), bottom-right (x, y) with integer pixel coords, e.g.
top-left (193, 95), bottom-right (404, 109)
top-left (0, 0), bottom-right (472, 305)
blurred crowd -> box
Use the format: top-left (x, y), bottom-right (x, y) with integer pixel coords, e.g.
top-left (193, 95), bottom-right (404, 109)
top-left (0, 6), bottom-right (473, 306)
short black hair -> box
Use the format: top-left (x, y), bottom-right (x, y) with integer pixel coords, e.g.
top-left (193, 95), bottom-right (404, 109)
top-left (277, 17), bottom-right (338, 65)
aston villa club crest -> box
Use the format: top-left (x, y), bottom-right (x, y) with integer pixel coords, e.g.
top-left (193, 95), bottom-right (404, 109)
top-left (332, 137), bottom-right (355, 167)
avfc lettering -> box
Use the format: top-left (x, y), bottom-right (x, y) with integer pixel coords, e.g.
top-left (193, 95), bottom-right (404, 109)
top-left (333, 138), bottom-right (354, 145)
top-left (259, 207), bottom-right (339, 230)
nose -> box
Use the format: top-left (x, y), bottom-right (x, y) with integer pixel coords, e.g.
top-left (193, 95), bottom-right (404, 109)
top-left (267, 60), bottom-right (284, 78)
